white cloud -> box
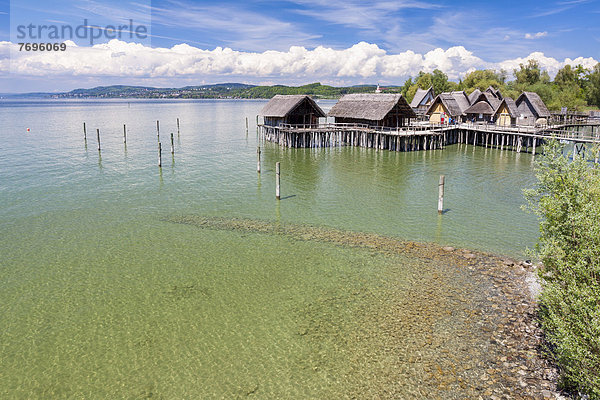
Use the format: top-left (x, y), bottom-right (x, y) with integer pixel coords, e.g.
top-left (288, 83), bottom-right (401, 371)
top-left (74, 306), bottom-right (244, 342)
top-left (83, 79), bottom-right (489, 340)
top-left (0, 40), bottom-right (597, 85)
top-left (524, 31), bottom-right (548, 40)
top-left (498, 52), bottom-right (598, 76)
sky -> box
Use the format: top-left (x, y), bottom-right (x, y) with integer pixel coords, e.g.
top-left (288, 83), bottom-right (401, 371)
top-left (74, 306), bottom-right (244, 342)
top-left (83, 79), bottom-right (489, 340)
top-left (0, 0), bottom-right (599, 92)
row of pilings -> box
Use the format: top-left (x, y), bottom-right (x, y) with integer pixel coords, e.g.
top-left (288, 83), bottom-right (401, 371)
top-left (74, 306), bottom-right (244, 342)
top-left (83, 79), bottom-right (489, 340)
top-left (260, 125), bottom-right (548, 155)
top-left (261, 125), bottom-right (446, 152)
top-left (457, 129), bottom-right (543, 154)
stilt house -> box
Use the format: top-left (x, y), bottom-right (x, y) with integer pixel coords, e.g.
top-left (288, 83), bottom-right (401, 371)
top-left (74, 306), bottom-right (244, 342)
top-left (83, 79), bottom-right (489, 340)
top-left (409, 87), bottom-right (435, 117)
top-left (261, 95), bottom-right (326, 127)
top-left (328, 94), bottom-right (416, 127)
top-left (515, 92), bottom-right (551, 126)
top-left (493, 98), bottom-right (519, 126)
top-left (426, 92), bottom-right (470, 123)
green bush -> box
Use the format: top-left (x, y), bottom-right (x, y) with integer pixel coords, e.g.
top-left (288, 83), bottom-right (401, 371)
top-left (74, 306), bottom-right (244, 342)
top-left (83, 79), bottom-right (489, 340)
top-left (524, 140), bottom-right (600, 398)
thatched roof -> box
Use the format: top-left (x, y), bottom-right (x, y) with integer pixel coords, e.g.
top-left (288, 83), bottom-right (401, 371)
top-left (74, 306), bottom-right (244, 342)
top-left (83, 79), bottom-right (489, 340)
top-left (516, 92), bottom-right (551, 118)
top-left (427, 93), bottom-right (464, 117)
top-left (465, 101), bottom-right (495, 115)
top-left (328, 93), bottom-right (416, 120)
top-left (260, 95), bottom-right (326, 118)
top-left (494, 97), bottom-right (519, 117)
top-left (410, 87), bottom-right (434, 108)
top-left (471, 92), bottom-right (501, 111)
top-left (468, 89), bottom-right (482, 105)
top-left (485, 86), bottom-right (501, 99)
top-left (451, 91), bottom-right (471, 113)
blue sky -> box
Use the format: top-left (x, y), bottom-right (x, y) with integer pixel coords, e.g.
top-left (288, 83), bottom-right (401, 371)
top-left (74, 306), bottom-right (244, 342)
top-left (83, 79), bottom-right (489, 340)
top-left (0, 0), bottom-right (599, 92)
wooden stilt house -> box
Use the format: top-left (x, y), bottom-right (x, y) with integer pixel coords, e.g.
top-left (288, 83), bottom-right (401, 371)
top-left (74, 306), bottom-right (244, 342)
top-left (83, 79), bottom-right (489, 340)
top-left (464, 101), bottom-right (495, 123)
top-left (260, 95), bottom-right (326, 127)
top-left (409, 87), bottom-right (435, 117)
top-left (426, 92), bottom-right (469, 123)
top-left (515, 92), bottom-right (551, 126)
top-left (464, 92), bottom-right (502, 123)
top-left (493, 97), bottom-right (519, 126)
top-left (328, 94), bottom-right (416, 127)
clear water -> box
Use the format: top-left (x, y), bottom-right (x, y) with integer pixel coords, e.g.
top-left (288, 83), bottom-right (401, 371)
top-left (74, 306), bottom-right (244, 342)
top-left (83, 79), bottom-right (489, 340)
top-left (0, 99), bottom-right (540, 398)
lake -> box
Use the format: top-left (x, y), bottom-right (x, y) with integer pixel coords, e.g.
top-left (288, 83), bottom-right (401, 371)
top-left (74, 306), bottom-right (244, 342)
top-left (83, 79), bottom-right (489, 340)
top-left (0, 99), bottom-right (540, 398)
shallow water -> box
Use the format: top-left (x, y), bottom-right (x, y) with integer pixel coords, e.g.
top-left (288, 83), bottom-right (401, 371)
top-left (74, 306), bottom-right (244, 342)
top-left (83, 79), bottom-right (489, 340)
top-left (0, 99), bottom-right (540, 398)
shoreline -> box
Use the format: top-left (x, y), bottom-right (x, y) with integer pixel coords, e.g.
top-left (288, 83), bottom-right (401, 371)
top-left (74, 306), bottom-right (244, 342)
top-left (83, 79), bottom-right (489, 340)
top-left (166, 215), bottom-right (565, 398)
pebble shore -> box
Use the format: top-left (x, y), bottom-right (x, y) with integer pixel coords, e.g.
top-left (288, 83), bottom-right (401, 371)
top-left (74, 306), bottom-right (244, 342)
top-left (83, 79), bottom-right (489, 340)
top-left (166, 215), bottom-right (567, 399)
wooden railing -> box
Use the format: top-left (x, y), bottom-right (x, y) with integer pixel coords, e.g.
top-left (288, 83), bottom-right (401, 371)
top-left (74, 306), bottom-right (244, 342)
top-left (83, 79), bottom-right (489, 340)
top-left (260, 121), bottom-right (600, 142)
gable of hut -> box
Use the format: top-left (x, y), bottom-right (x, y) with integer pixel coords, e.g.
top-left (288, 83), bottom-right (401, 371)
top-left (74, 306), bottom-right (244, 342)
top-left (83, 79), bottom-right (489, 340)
top-left (410, 87), bottom-right (436, 116)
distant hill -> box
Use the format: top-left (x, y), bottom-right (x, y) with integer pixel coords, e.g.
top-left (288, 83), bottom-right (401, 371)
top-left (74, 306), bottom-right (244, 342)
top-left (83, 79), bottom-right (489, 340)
top-left (2, 82), bottom-right (393, 99)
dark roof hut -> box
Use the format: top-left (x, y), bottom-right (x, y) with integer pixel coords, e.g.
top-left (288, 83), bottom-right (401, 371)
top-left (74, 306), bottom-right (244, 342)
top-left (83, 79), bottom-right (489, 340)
top-left (328, 94), bottom-right (416, 127)
top-left (450, 91), bottom-right (471, 114)
top-left (470, 92), bottom-right (501, 111)
top-left (464, 101), bottom-right (495, 122)
top-left (261, 95), bottom-right (326, 126)
top-left (515, 92), bottom-right (551, 120)
top-left (410, 87), bottom-right (435, 116)
top-left (465, 101), bottom-right (495, 115)
top-left (468, 89), bottom-right (482, 105)
top-left (485, 86), bottom-right (503, 100)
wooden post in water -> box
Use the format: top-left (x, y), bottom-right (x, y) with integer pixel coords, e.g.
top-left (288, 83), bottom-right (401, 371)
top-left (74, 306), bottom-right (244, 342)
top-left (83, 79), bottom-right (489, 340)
top-left (96, 129), bottom-right (101, 151)
top-left (257, 146), bottom-right (261, 173)
top-left (156, 120), bottom-right (160, 142)
top-left (158, 142), bottom-right (162, 167)
top-left (246, 117), bottom-right (249, 134)
top-left (123, 124), bottom-right (127, 144)
top-left (177, 118), bottom-right (180, 136)
top-left (170, 133), bottom-right (174, 154)
top-left (276, 162), bottom-right (281, 200)
top-left (438, 175), bottom-right (445, 214)
top-left (532, 138), bottom-right (536, 156)
top-left (83, 122), bottom-right (87, 141)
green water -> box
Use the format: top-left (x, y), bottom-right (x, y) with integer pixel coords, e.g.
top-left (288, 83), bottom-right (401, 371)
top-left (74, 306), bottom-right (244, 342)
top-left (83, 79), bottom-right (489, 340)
top-left (0, 99), bottom-right (540, 398)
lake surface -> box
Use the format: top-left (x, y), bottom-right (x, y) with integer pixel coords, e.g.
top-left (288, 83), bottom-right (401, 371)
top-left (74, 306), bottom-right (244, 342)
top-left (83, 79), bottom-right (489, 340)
top-left (0, 99), bottom-right (540, 398)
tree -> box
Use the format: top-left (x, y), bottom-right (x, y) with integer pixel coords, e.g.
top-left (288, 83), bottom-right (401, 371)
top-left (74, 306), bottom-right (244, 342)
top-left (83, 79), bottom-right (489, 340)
top-left (514, 59), bottom-right (543, 86)
top-left (401, 77), bottom-right (413, 100)
top-left (523, 140), bottom-right (600, 398)
top-left (405, 70), bottom-right (455, 102)
top-left (460, 69), bottom-right (504, 93)
top-left (554, 65), bottom-right (577, 87)
top-left (586, 63), bottom-right (600, 108)
top-left (431, 69), bottom-right (454, 94)
top-left (528, 82), bottom-right (555, 105)
top-left (548, 82), bottom-right (586, 111)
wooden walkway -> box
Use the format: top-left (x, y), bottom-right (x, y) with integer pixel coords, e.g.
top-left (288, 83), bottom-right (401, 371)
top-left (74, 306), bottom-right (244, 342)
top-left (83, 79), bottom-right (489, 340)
top-left (259, 120), bottom-right (600, 155)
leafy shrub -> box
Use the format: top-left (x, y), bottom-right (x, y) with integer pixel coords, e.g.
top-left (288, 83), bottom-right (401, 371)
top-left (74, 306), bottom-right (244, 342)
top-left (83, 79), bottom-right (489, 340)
top-left (524, 140), bottom-right (600, 398)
